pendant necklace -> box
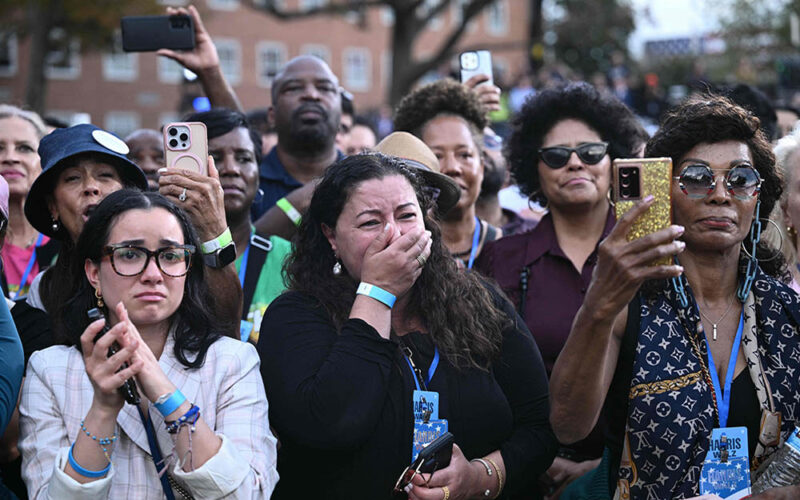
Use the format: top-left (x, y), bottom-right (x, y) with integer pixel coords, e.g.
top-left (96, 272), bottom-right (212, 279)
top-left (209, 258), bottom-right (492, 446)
top-left (697, 296), bottom-right (736, 341)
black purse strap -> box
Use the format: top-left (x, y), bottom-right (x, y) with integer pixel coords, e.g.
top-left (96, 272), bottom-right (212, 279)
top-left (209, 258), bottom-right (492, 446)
top-left (241, 235), bottom-right (272, 320)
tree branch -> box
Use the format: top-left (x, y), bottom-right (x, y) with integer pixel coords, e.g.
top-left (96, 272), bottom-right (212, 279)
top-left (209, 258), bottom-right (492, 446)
top-left (409, 0), bottom-right (494, 82)
top-left (254, 0), bottom-right (387, 20)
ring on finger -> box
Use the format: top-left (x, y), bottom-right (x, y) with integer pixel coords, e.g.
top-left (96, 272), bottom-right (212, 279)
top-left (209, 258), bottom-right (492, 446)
top-left (416, 254), bottom-right (426, 267)
top-left (441, 486), bottom-right (450, 500)
top-left (178, 187), bottom-right (187, 202)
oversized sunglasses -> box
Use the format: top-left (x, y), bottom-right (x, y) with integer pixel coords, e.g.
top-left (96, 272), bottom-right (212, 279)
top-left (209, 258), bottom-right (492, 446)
top-left (538, 142), bottom-right (609, 169)
top-left (102, 244), bottom-right (195, 278)
top-left (673, 164), bottom-right (762, 200)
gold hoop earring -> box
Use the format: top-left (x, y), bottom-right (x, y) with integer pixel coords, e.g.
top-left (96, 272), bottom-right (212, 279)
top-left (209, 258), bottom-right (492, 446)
top-left (94, 288), bottom-right (104, 308)
top-left (606, 188), bottom-right (615, 207)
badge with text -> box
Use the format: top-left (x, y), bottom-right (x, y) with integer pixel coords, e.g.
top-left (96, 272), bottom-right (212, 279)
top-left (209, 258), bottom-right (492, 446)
top-left (412, 419), bottom-right (448, 462)
top-left (700, 427), bottom-right (751, 500)
top-left (413, 390), bottom-right (439, 422)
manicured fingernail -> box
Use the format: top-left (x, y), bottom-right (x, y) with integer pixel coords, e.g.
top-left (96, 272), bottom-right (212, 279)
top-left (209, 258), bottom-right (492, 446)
top-left (404, 484), bottom-right (413, 493)
top-left (676, 241), bottom-right (686, 251)
top-left (644, 195), bottom-right (654, 202)
top-left (672, 225), bottom-right (685, 235)
top-left (158, 168), bottom-right (168, 174)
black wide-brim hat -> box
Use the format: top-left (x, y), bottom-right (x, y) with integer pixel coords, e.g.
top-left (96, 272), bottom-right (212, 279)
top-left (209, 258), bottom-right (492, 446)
top-left (25, 124), bottom-right (148, 238)
top-left (373, 132), bottom-right (460, 215)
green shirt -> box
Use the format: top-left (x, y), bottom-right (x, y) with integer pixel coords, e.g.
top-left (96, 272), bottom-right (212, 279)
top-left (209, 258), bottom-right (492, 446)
top-left (235, 234), bottom-right (291, 343)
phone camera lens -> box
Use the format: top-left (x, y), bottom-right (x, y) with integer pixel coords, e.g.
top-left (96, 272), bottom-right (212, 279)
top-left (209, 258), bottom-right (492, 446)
top-left (169, 139), bottom-right (178, 148)
top-left (169, 128), bottom-right (177, 136)
top-left (179, 133), bottom-right (188, 141)
top-left (621, 178), bottom-right (631, 188)
top-left (621, 188), bottom-right (631, 198)
top-left (620, 169), bottom-right (630, 178)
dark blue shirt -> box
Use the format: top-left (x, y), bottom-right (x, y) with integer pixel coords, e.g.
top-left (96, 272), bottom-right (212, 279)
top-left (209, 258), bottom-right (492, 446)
top-left (251, 146), bottom-right (344, 220)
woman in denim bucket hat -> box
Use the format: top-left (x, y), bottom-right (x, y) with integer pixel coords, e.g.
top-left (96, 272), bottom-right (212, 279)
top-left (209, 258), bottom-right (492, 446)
top-left (23, 124), bottom-right (147, 313)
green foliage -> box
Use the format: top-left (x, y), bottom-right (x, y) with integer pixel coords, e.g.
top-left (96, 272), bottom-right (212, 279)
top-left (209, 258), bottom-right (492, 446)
top-left (550, 0), bottom-right (635, 77)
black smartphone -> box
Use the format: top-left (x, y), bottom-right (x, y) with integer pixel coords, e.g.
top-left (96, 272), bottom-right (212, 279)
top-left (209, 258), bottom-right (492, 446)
top-left (121, 15), bottom-right (195, 52)
top-left (88, 308), bottom-right (141, 405)
top-left (393, 432), bottom-right (454, 492)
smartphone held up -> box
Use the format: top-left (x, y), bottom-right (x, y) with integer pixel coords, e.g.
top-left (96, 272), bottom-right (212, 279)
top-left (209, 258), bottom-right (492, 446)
top-left (613, 157), bottom-right (673, 266)
top-left (121, 15), bottom-right (195, 52)
top-left (163, 122), bottom-right (208, 175)
top-left (459, 50), bottom-right (493, 87)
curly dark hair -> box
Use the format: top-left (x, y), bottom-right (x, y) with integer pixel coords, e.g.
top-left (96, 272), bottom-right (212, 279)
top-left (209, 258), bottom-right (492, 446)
top-left (55, 189), bottom-right (224, 368)
top-left (286, 153), bottom-right (509, 370)
top-left (646, 93), bottom-right (787, 279)
top-left (505, 82), bottom-right (642, 205)
top-left (393, 79), bottom-right (488, 146)
top-left (184, 108), bottom-right (263, 165)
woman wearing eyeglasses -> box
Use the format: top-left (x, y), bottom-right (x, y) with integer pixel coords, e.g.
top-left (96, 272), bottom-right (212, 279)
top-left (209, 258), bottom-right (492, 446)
top-left (18, 189), bottom-right (278, 499)
top-left (550, 94), bottom-right (800, 499)
top-left (393, 79), bottom-right (500, 269)
top-left (475, 82), bottom-right (643, 496)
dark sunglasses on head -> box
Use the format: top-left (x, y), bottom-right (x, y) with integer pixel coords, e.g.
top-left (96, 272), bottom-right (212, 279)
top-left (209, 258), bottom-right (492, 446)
top-left (674, 163), bottom-right (762, 200)
top-left (538, 142), bottom-right (609, 169)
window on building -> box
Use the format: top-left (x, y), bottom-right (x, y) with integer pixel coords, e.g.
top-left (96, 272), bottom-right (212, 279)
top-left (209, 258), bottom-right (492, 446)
top-left (452, 0), bottom-right (477, 32)
top-left (214, 38), bottom-right (241, 85)
top-left (0, 32), bottom-right (17, 77)
top-left (157, 0), bottom-right (188, 5)
top-left (343, 47), bottom-right (370, 92)
top-left (158, 56), bottom-right (184, 83)
top-left (486, 0), bottom-right (509, 35)
top-left (103, 32), bottom-right (138, 82)
top-left (380, 6), bottom-right (395, 27)
top-left (381, 50), bottom-right (392, 88)
top-left (256, 42), bottom-right (287, 88)
top-left (207, 0), bottom-right (239, 10)
top-left (104, 111), bottom-right (141, 138)
top-left (300, 0), bottom-right (326, 11)
top-left (418, 0), bottom-right (443, 30)
top-left (300, 44), bottom-right (330, 65)
top-left (44, 28), bottom-right (81, 80)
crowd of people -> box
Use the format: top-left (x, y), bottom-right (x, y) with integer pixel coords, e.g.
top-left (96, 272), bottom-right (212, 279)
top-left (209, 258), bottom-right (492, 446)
top-left (2, 3), bottom-right (800, 500)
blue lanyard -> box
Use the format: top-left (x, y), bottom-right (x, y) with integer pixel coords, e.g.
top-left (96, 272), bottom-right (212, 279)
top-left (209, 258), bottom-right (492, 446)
top-left (14, 233), bottom-right (43, 300)
top-left (466, 216), bottom-right (481, 270)
top-left (136, 406), bottom-right (176, 500)
top-left (237, 241), bottom-right (250, 287)
top-left (403, 347), bottom-right (440, 391)
top-left (704, 310), bottom-right (744, 428)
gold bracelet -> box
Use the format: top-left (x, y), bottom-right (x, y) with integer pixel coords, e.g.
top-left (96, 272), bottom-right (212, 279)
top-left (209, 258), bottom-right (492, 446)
top-left (484, 457), bottom-right (504, 499)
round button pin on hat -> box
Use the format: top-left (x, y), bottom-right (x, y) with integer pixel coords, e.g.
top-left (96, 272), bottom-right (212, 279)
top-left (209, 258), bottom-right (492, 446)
top-left (92, 129), bottom-right (130, 155)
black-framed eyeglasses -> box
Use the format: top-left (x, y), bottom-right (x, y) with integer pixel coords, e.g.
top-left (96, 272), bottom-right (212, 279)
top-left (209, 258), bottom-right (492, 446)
top-left (102, 244), bottom-right (195, 277)
top-left (538, 142), bottom-right (609, 169)
top-left (673, 163), bottom-right (762, 200)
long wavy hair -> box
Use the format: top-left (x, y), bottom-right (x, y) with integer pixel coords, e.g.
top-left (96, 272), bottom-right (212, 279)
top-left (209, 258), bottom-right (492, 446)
top-left (646, 93), bottom-right (787, 280)
top-left (286, 153), bottom-right (509, 370)
top-left (55, 189), bottom-right (223, 368)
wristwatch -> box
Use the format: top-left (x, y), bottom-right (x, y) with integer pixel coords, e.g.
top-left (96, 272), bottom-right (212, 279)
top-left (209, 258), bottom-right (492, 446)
top-left (202, 227), bottom-right (237, 268)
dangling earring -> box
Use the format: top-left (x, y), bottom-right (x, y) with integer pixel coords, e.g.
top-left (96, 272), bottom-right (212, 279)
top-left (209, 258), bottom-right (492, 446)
top-left (51, 217), bottom-right (60, 233)
top-left (332, 252), bottom-right (342, 275)
top-left (528, 192), bottom-right (548, 212)
top-left (737, 199), bottom-right (761, 302)
top-left (606, 188), bottom-right (615, 207)
top-left (94, 288), bottom-right (104, 308)
top-left (254, 188), bottom-right (265, 205)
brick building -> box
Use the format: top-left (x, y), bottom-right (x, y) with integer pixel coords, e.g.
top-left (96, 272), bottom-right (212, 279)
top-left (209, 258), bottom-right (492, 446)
top-left (0, 0), bottom-right (528, 136)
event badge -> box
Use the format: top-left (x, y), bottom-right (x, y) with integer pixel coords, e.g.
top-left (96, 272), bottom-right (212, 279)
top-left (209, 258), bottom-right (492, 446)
top-left (412, 419), bottom-right (448, 462)
top-left (413, 390), bottom-right (439, 421)
top-left (239, 320), bottom-right (253, 342)
top-left (411, 390), bottom-right (446, 461)
top-left (699, 427), bottom-right (751, 499)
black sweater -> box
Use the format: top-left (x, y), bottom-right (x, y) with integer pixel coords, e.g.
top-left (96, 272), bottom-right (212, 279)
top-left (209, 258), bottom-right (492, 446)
top-left (258, 289), bottom-right (557, 499)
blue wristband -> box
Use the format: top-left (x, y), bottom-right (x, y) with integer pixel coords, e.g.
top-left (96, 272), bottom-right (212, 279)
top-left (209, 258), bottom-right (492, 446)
top-left (154, 389), bottom-right (186, 417)
top-left (356, 282), bottom-right (396, 308)
top-left (68, 443), bottom-right (111, 478)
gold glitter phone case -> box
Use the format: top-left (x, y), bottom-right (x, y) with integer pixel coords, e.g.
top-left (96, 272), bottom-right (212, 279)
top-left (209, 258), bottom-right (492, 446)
top-left (613, 157), bottom-right (673, 266)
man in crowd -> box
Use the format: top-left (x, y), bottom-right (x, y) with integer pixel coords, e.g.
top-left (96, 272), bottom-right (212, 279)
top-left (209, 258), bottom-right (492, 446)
top-left (251, 55), bottom-right (343, 218)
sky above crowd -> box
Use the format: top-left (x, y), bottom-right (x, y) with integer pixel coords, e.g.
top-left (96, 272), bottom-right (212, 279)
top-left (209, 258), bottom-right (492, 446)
top-left (628, 0), bottom-right (721, 59)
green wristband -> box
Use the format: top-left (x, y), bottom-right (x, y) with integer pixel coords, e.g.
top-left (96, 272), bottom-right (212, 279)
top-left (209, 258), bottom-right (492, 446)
top-left (276, 197), bottom-right (302, 226)
top-left (201, 227), bottom-right (233, 254)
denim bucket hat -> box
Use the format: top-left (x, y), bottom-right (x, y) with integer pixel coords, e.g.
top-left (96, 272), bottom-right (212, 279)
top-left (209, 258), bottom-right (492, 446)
top-left (25, 124), bottom-right (147, 237)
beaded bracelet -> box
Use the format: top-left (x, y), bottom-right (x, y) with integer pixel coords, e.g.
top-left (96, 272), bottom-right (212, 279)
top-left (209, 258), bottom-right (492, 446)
top-left (80, 419), bottom-right (118, 463)
top-left (68, 443), bottom-right (111, 478)
top-left (165, 404), bottom-right (200, 434)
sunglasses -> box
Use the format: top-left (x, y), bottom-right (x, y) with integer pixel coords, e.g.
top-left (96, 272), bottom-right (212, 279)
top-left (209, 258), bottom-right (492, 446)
top-left (674, 164), bottom-right (762, 200)
top-left (538, 142), bottom-right (609, 169)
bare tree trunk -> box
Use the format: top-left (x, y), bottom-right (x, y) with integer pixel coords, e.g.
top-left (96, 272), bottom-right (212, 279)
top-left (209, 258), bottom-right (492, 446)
top-left (528, 0), bottom-right (543, 71)
top-left (388, 4), bottom-right (416, 107)
top-left (24, 1), bottom-right (53, 115)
